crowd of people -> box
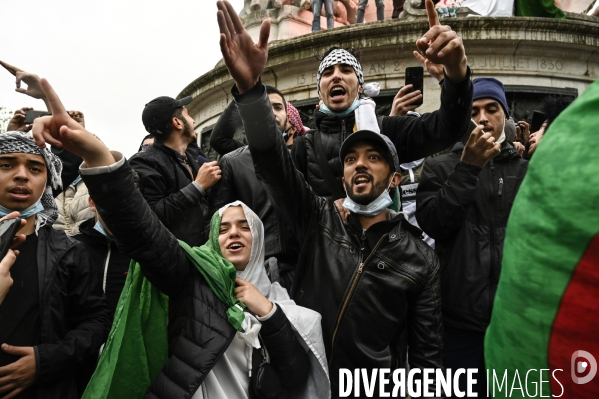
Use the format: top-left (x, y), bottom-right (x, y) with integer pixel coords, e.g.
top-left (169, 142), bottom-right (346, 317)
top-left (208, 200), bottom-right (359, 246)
top-left (0, 0), bottom-right (583, 398)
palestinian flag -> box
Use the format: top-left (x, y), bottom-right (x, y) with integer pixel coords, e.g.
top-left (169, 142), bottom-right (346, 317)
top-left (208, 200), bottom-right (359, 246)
top-left (484, 80), bottom-right (599, 397)
top-left (516, 0), bottom-right (566, 18)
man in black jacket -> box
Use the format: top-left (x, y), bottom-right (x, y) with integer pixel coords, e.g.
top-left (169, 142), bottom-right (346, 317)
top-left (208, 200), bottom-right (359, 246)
top-left (416, 77), bottom-right (528, 396)
top-left (209, 86), bottom-right (300, 289)
top-left (130, 95), bottom-right (221, 246)
top-left (0, 132), bottom-right (110, 399)
top-left (215, 1), bottom-right (453, 396)
top-left (291, 0), bottom-right (473, 200)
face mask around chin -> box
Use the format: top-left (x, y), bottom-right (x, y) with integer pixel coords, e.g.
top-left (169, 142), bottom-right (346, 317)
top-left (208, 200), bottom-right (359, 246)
top-left (342, 174), bottom-right (395, 217)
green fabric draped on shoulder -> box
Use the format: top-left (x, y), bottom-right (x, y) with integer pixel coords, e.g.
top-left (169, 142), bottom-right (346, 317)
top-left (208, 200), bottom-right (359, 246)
top-left (82, 260), bottom-right (169, 399)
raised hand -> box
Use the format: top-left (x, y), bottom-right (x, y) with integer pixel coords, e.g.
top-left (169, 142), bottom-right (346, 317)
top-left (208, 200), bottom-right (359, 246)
top-left (415, 0), bottom-right (467, 82)
top-left (6, 108), bottom-right (33, 132)
top-left (217, 0), bottom-right (270, 94)
top-left (0, 60), bottom-right (49, 108)
top-left (390, 85), bottom-right (422, 116)
top-left (413, 50), bottom-right (444, 83)
top-left (460, 124), bottom-right (500, 169)
top-left (32, 79), bottom-right (114, 168)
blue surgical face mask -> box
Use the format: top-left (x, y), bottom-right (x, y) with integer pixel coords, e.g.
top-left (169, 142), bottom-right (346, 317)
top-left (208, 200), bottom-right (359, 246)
top-left (342, 174), bottom-right (395, 217)
top-left (0, 196), bottom-right (44, 219)
top-left (93, 220), bottom-right (110, 237)
top-left (320, 99), bottom-right (361, 118)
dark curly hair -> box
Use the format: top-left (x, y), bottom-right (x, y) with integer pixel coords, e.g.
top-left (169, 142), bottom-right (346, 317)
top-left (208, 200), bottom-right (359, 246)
top-left (540, 95), bottom-right (574, 130)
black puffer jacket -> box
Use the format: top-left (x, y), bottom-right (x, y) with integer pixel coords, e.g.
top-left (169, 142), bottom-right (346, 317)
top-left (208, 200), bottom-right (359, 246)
top-left (236, 83), bottom-right (444, 397)
top-left (291, 69), bottom-right (473, 198)
top-left (82, 159), bottom-right (309, 399)
top-left (129, 142), bottom-right (209, 246)
top-left (209, 146), bottom-right (301, 290)
top-left (416, 142), bottom-right (528, 332)
top-left (34, 226), bottom-right (111, 399)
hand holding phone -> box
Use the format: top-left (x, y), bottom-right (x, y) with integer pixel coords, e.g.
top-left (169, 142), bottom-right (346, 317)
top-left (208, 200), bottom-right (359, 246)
top-left (24, 110), bottom-right (51, 125)
top-left (530, 110), bottom-right (547, 134)
top-left (405, 66), bottom-right (424, 106)
top-left (0, 218), bottom-right (23, 261)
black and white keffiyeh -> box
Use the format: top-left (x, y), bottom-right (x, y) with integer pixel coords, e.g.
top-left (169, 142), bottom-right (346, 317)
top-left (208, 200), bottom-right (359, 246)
top-left (316, 49), bottom-right (364, 94)
top-left (0, 132), bottom-right (63, 232)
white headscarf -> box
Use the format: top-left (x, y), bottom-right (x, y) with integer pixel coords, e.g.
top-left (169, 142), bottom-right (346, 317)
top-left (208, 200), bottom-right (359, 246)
top-left (196, 201), bottom-right (330, 399)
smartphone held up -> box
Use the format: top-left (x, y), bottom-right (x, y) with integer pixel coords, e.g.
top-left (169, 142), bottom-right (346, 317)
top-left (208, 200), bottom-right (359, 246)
top-left (0, 217), bottom-right (21, 260)
top-left (405, 66), bottom-right (424, 106)
top-left (24, 110), bottom-right (51, 125)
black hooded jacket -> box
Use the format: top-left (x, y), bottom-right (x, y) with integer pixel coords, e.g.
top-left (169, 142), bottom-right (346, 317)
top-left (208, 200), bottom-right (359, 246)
top-left (416, 142), bottom-right (528, 332)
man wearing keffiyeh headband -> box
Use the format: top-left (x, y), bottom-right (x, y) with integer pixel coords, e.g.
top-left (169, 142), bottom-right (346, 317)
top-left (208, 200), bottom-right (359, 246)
top-left (0, 131), bottom-right (110, 399)
top-left (286, 1), bottom-right (474, 200)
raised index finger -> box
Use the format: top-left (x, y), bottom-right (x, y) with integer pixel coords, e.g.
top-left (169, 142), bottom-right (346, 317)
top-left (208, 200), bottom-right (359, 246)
top-left (40, 78), bottom-right (67, 116)
top-left (0, 60), bottom-right (21, 76)
top-left (425, 0), bottom-right (439, 28)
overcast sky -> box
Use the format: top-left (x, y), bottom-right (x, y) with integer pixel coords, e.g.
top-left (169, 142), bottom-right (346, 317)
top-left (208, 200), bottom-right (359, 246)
top-left (0, 0), bottom-right (244, 157)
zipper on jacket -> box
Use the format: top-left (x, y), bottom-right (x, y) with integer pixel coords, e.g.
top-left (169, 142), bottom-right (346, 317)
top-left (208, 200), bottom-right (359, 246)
top-left (381, 264), bottom-right (417, 285)
top-left (341, 119), bottom-right (347, 142)
top-left (328, 233), bottom-right (388, 367)
top-left (489, 172), bottom-right (496, 315)
top-left (498, 178), bottom-right (503, 196)
top-left (103, 242), bottom-right (112, 293)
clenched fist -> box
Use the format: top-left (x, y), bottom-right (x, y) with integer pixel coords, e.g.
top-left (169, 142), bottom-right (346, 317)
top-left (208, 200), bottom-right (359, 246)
top-left (195, 161), bottom-right (222, 190)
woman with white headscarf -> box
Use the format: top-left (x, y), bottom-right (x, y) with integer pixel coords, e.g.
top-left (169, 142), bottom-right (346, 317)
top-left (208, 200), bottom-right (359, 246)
top-left (82, 157), bottom-right (330, 399)
top-left (182, 200), bottom-right (330, 399)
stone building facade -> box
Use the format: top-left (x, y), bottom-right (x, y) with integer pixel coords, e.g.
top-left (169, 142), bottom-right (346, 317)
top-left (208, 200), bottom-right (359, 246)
top-left (178, 2), bottom-right (599, 159)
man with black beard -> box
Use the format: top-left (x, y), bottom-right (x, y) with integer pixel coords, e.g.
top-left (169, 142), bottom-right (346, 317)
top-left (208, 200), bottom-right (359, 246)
top-left (216, 1), bottom-right (443, 396)
top-left (130, 96), bottom-right (222, 246)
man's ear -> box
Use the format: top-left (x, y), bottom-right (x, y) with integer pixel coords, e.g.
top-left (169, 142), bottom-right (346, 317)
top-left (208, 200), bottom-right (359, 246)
top-left (389, 172), bottom-right (401, 189)
top-left (172, 116), bottom-right (184, 131)
top-left (358, 86), bottom-right (364, 94)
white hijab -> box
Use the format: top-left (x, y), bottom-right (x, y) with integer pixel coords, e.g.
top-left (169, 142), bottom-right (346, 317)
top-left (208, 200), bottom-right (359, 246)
top-left (194, 201), bottom-right (330, 399)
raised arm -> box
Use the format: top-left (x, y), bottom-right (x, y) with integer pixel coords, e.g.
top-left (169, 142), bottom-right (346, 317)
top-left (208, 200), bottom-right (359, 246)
top-left (0, 60), bottom-right (51, 111)
top-left (32, 78), bottom-right (193, 297)
top-left (216, 0), bottom-right (321, 242)
top-left (382, 0), bottom-right (472, 161)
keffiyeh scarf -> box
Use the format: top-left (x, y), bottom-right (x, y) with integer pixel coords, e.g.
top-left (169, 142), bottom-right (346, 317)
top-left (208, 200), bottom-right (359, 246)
top-left (0, 132), bottom-right (62, 232)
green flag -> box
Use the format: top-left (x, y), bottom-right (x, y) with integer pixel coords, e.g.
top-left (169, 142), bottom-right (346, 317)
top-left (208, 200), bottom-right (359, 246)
top-left (485, 80), bottom-right (599, 397)
top-left (82, 261), bottom-right (169, 399)
top-left (516, 0), bottom-right (566, 18)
